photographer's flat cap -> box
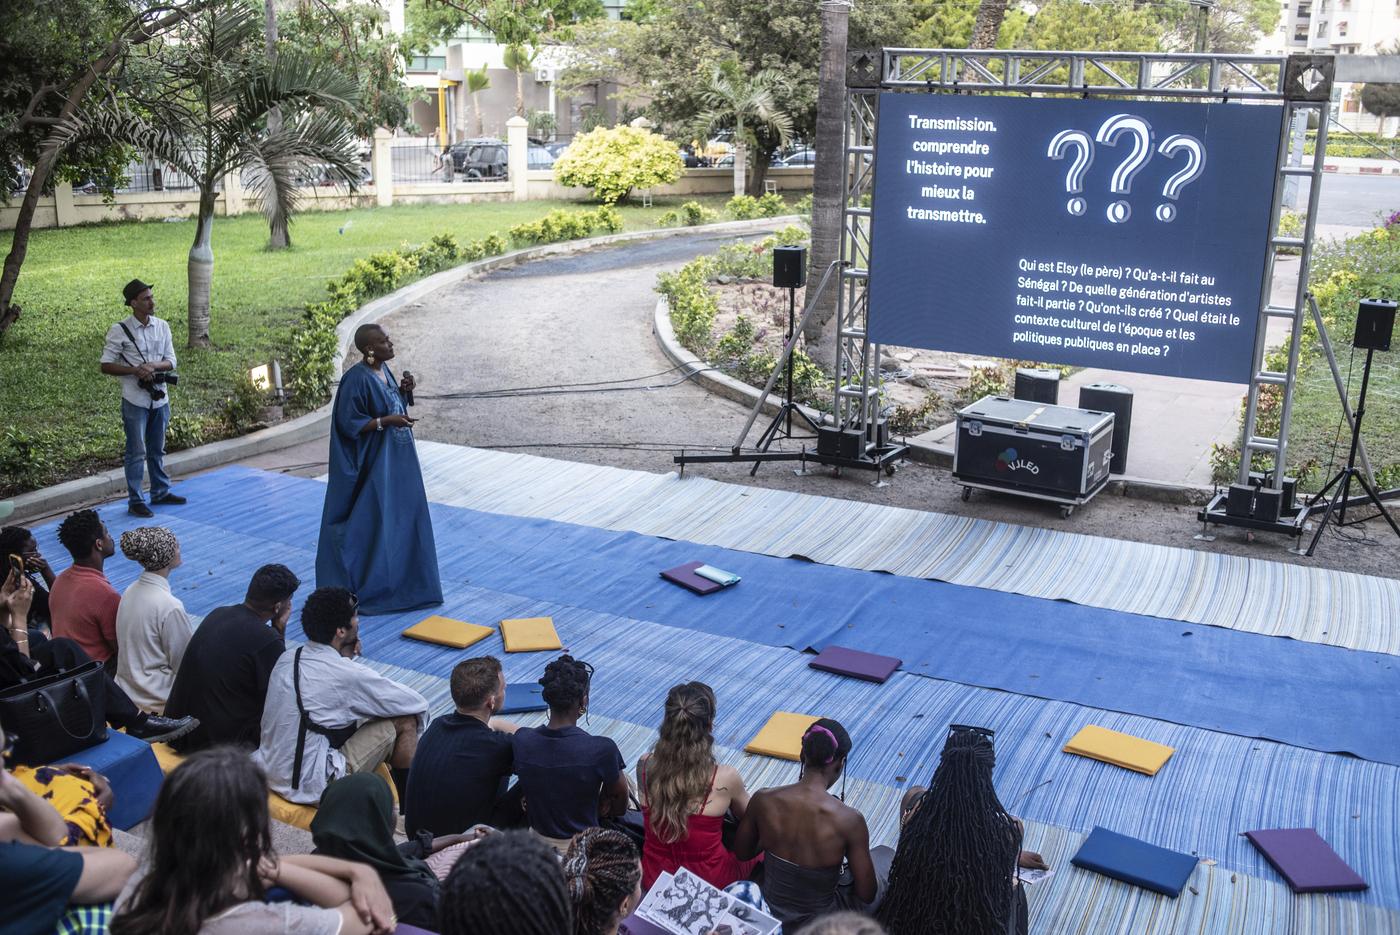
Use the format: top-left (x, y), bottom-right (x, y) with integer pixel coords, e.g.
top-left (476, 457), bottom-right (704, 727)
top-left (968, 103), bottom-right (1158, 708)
top-left (122, 278), bottom-right (154, 304)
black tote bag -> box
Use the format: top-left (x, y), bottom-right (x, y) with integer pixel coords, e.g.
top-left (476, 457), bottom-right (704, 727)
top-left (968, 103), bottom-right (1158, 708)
top-left (0, 660), bottom-right (108, 765)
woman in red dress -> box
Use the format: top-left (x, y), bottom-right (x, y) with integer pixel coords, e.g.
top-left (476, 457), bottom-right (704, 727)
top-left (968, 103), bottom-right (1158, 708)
top-left (637, 682), bottom-right (760, 889)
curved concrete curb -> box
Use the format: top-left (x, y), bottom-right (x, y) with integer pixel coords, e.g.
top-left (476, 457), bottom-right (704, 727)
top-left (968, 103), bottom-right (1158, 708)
top-left (10, 216), bottom-right (802, 523)
top-left (652, 294), bottom-right (1213, 506)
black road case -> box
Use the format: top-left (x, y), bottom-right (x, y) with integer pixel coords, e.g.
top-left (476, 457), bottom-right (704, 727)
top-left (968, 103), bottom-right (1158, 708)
top-left (953, 395), bottom-right (1115, 517)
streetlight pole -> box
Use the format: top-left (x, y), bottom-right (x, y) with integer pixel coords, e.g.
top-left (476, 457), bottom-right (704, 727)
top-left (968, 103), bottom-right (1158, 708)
top-left (1192, 0), bottom-right (1215, 53)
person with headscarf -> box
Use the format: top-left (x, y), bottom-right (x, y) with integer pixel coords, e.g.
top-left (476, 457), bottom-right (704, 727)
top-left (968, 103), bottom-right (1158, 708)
top-left (875, 725), bottom-right (1046, 935)
top-left (311, 773), bottom-right (457, 929)
top-left (315, 323), bottom-right (442, 616)
top-left (114, 527), bottom-right (191, 713)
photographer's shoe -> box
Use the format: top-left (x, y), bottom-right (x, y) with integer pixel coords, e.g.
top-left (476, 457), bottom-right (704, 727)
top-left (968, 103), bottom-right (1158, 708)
top-left (152, 493), bottom-right (187, 506)
top-left (129, 714), bottom-right (199, 744)
top-left (128, 501), bottom-right (154, 518)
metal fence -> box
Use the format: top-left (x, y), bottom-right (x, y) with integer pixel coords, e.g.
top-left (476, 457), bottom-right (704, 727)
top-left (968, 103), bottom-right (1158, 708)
top-left (110, 158), bottom-right (203, 195)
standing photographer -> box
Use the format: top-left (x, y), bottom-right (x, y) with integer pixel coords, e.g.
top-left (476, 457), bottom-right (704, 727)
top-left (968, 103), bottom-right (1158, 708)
top-left (100, 279), bottom-right (186, 518)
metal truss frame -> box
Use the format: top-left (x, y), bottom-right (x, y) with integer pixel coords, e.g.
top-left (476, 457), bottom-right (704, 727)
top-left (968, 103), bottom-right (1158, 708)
top-left (835, 48), bottom-right (1333, 509)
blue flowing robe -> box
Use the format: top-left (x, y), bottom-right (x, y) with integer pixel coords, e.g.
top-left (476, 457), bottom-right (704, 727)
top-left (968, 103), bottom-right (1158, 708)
top-left (316, 362), bottom-right (443, 614)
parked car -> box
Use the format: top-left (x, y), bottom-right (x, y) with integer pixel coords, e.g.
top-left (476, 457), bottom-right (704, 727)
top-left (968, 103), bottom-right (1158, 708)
top-left (527, 145), bottom-right (556, 170)
top-left (777, 148), bottom-right (816, 168)
top-left (544, 141), bottom-right (571, 158)
top-left (448, 138), bottom-right (508, 179)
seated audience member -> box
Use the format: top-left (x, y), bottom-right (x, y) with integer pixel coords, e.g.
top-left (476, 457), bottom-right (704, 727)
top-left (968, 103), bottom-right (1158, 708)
top-left (1, 568), bottom-right (196, 744)
top-left (438, 829), bottom-right (573, 935)
top-left (114, 527), bottom-right (192, 713)
top-left (13, 762), bottom-right (114, 847)
top-left (638, 681), bottom-right (757, 889)
top-left (49, 509), bottom-right (121, 664)
top-left (511, 655), bottom-right (628, 850)
top-left (563, 827), bottom-right (642, 935)
top-left (254, 587), bottom-right (428, 804)
top-left (405, 655), bottom-right (519, 837)
top-left (164, 564), bottom-right (300, 753)
top-left (112, 747), bottom-right (395, 935)
top-left (1, 715), bottom-right (138, 933)
top-left (1, 523), bottom-right (56, 636)
top-left (796, 911), bottom-right (888, 935)
top-left (312, 773), bottom-right (464, 929)
top-left (734, 719), bottom-right (891, 929)
top-left (876, 726), bottom-right (1045, 935)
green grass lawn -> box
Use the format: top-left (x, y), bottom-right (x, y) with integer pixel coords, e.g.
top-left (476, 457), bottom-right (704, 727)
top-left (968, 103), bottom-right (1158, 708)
top-left (0, 193), bottom-right (750, 495)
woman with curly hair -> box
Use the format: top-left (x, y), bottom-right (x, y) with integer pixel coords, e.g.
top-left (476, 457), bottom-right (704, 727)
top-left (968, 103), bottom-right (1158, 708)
top-left (563, 828), bottom-right (642, 935)
top-left (638, 682), bottom-right (758, 889)
top-left (511, 655), bottom-right (629, 851)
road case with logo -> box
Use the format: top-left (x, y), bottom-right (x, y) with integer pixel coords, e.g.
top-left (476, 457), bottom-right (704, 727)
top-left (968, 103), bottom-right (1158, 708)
top-left (953, 395), bottom-right (1115, 517)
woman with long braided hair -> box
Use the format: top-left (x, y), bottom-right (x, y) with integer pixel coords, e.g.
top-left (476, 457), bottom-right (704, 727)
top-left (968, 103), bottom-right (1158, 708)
top-left (875, 725), bottom-right (1042, 935)
top-left (438, 829), bottom-right (572, 935)
top-left (638, 682), bottom-right (758, 889)
top-left (563, 827), bottom-right (643, 935)
top-left (511, 655), bottom-right (629, 851)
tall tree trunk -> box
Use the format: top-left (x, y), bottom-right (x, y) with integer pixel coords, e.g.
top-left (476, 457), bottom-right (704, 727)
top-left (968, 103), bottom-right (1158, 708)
top-left (802, 0), bottom-right (850, 361)
top-left (969, 0), bottom-right (1008, 50)
top-left (0, 2), bottom-right (210, 338)
top-left (747, 149), bottom-right (771, 197)
top-left (515, 72), bottom-right (525, 118)
top-left (264, 0), bottom-right (289, 250)
top-left (187, 187), bottom-right (218, 348)
top-left (733, 142), bottom-right (747, 198)
top-left (473, 93), bottom-right (485, 136)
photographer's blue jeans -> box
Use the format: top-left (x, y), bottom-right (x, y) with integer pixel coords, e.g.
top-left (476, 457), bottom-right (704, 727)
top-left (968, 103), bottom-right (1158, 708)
top-left (121, 399), bottom-right (171, 506)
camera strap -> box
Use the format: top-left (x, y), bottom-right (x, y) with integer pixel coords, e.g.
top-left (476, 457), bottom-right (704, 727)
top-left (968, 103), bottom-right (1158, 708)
top-left (118, 321), bottom-right (149, 365)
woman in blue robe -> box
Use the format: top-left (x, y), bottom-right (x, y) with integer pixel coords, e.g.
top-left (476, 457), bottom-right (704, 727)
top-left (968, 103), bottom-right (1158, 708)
top-left (316, 324), bottom-right (443, 614)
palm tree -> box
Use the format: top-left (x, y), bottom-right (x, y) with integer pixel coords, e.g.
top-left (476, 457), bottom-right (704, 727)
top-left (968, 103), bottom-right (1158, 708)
top-left (502, 44), bottom-right (537, 118)
top-left (464, 65), bottom-right (491, 137)
top-left (120, 1), bottom-right (361, 347)
top-left (696, 60), bottom-right (794, 198)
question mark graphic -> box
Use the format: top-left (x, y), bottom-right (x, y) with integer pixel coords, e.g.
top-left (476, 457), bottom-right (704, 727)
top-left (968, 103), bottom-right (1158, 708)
top-left (1094, 114), bottom-right (1153, 224)
top-left (1047, 129), bottom-right (1094, 217)
top-left (1155, 135), bottom-right (1206, 222)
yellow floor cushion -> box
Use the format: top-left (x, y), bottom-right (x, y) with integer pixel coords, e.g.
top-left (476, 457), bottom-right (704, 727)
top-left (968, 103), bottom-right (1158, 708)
top-left (744, 712), bottom-right (822, 761)
top-left (1063, 725), bottom-right (1175, 776)
top-left (500, 616), bottom-right (563, 653)
top-left (402, 615), bottom-right (495, 649)
top-left (150, 744), bottom-right (396, 831)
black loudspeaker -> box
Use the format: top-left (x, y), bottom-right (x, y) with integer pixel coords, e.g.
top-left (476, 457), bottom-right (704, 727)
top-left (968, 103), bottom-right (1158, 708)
top-left (1014, 368), bottom-right (1060, 404)
top-left (1226, 483), bottom-right (1256, 518)
top-left (1248, 471), bottom-right (1296, 513)
top-left (1253, 487), bottom-right (1285, 523)
top-left (773, 245), bottom-right (807, 289)
top-left (1354, 298), bottom-right (1396, 351)
top-left (817, 426), bottom-right (863, 459)
top-left (1078, 382), bottom-right (1133, 475)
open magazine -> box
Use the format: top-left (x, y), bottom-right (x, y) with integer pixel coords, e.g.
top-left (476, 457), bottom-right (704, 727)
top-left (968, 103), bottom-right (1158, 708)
top-left (625, 868), bottom-right (780, 935)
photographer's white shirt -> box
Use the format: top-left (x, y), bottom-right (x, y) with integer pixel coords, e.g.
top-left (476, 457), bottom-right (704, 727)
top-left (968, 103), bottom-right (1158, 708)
top-left (101, 314), bottom-right (176, 409)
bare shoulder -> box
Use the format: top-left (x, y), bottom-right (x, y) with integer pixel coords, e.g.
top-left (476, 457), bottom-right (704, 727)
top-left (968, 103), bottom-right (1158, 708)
top-left (714, 763), bottom-right (745, 788)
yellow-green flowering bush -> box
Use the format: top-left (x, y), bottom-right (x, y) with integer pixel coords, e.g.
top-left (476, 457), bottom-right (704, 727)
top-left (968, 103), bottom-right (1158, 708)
top-left (554, 126), bottom-right (683, 204)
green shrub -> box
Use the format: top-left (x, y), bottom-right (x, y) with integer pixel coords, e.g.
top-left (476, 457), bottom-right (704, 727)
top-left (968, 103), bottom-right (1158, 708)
top-left (886, 394), bottom-right (943, 437)
top-left (756, 192), bottom-right (786, 217)
top-left (483, 233), bottom-right (508, 255)
top-left (0, 427), bottom-right (60, 492)
top-left (713, 314), bottom-right (758, 364)
top-left (656, 258), bottom-right (719, 353)
top-left (553, 125), bottom-right (683, 204)
top-left (165, 414), bottom-right (208, 452)
top-left (794, 193), bottom-right (813, 221)
top-left (221, 375), bottom-right (268, 432)
top-left (508, 206), bottom-right (627, 246)
top-left (727, 195), bottom-right (763, 220)
top-left (660, 200), bottom-right (719, 227)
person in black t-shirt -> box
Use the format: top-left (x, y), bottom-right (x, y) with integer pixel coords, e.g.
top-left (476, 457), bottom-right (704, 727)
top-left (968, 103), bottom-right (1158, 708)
top-left (1, 525), bottom-right (56, 636)
top-left (164, 564), bottom-right (300, 752)
top-left (405, 655), bottom-right (519, 837)
top-left (511, 655), bottom-right (628, 850)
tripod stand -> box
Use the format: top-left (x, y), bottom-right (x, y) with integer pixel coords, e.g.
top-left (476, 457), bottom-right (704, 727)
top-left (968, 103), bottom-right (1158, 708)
top-left (747, 282), bottom-right (821, 475)
top-left (1302, 344), bottom-right (1400, 556)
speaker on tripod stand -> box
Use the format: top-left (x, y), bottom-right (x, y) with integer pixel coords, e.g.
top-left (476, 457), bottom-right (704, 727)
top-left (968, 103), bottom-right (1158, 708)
top-left (1301, 298), bottom-right (1400, 556)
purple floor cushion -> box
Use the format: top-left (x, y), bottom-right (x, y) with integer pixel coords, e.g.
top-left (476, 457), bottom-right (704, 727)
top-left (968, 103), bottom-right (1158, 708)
top-left (1245, 828), bottom-right (1368, 893)
top-left (808, 645), bottom-right (902, 683)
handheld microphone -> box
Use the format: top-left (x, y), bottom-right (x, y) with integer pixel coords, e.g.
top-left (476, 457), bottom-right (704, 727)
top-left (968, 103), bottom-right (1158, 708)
top-left (401, 370), bottom-right (415, 406)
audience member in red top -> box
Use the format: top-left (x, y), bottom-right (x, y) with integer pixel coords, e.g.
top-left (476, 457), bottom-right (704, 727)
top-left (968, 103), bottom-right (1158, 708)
top-left (48, 510), bottom-right (121, 663)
